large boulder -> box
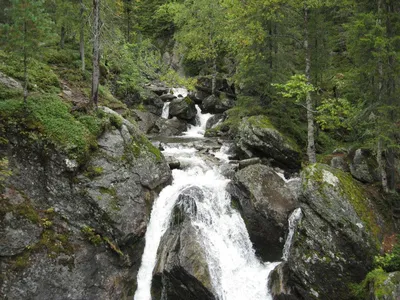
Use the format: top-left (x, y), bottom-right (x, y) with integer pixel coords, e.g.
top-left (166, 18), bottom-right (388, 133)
top-left (227, 164), bottom-right (299, 261)
top-left (131, 109), bottom-right (159, 134)
top-left (350, 149), bottom-right (380, 183)
top-left (154, 117), bottom-right (188, 136)
top-left (366, 270), bottom-right (400, 300)
top-left (202, 94), bottom-right (235, 114)
top-left (151, 187), bottom-right (215, 300)
top-left (169, 97), bottom-right (197, 121)
top-left (141, 89), bottom-right (165, 116)
top-left (0, 110), bottom-right (171, 299)
top-left (270, 164), bottom-right (382, 300)
top-left (237, 115), bottom-right (301, 171)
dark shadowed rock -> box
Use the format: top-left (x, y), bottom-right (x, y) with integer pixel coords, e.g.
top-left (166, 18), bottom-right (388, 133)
top-left (160, 93), bottom-right (177, 102)
top-left (169, 97), bottom-right (197, 120)
top-left (227, 164), bottom-right (299, 261)
top-left (237, 115), bottom-right (301, 171)
top-left (141, 89), bottom-right (165, 116)
top-left (330, 154), bottom-right (350, 172)
top-left (202, 95), bottom-right (235, 114)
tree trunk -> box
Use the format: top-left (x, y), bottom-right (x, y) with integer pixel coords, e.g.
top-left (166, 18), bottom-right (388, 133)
top-left (80, 0), bottom-right (85, 72)
top-left (304, 6), bottom-right (316, 163)
top-left (377, 139), bottom-right (389, 193)
top-left (211, 57), bottom-right (217, 96)
top-left (60, 25), bottom-right (65, 49)
top-left (126, 4), bottom-right (131, 43)
top-left (91, 0), bottom-right (100, 108)
top-left (23, 21), bottom-right (28, 104)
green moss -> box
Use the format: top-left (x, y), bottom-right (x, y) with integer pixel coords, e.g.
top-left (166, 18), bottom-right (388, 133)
top-left (304, 164), bottom-right (381, 246)
top-left (81, 225), bottom-right (103, 246)
top-left (184, 96), bottom-right (193, 105)
top-left (38, 230), bottom-right (74, 258)
top-left (109, 113), bottom-right (123, 129)
top-left (13, 251), bottom-right (31, 270)
top-left (123, 134), bottom-right (162, 162)
top-left (0, 50), bottom-right (60, 93)
top-left (0, 83), bottom-right (22, 100)
top-left (84, 165), bottom-right (104, 179)
top-left (351, 268), bottom-right (397, 299)
top-left (0, 95), bottom-right (109, 162)
top-left (247, 115), bottom-right (274, 129)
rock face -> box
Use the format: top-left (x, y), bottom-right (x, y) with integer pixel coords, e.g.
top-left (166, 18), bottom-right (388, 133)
top-left (202, 95), bottom-right (234, 114)
top-left (270, 164), bottom-right (381, 300)
top-left (350, 148), bottom-right (380, 183)
top-left (168, 97), bottom-right (197, 121)
top-left (205, 114), bottom-right (224, 130)
top-left (227, 164), bottom-right (299, 261)
top-left (0, 110), bottom-right (171, 300)
top-left (237, 115), bottom-right (301, 171)
top-left (151, 187), bottom-right (215, 300)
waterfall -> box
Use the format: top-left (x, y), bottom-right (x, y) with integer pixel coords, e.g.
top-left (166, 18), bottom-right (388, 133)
top-left (134, 143), bottom-right (280, 300)
top-left (172, 87), bottom-right (188, 98)
top-left (161, 102), bottom-right (170, 119)
top-left (282, 208), bottom-right (302, 261)
top-left (183, 105), bottom-right (213, 138)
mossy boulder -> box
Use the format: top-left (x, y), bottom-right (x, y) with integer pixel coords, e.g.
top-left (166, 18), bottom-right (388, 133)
top-left (359, 269), bottom-right (400, 300)
top-left (271, 164), bottom-right (384, 300)
top-left (237, 115), bottom-right (301, 171)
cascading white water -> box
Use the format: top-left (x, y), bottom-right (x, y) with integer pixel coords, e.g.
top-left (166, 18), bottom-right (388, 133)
top-left (183, 105), bottom-right (213, 137)
top-left (282, 208), bottom-right (302, 261)
top-left (172, 87), bottom-right (188, 98)
top-left (134, 144), bottom-right (280, 300)
top-left (161, 102), bottom-right (170, 119)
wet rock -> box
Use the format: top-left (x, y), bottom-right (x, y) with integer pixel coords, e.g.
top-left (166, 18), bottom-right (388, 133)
top-left (202, 95), bottom-right (234, 114)
top-left (238, 157), bottom-right (261, 169)
top-left (188, 90), bottom-right (208, 105)
top-left (228, 164), bottom-right (298, 261)
top-left (160, 93), bottom-right (177, 102)
top-left (166, 157), bottom-right (181, 170)
top-left (195, 77), bottom-right (235, 97)
top-left (206, 114), bottom-right (224, 130)
top-left (169, 97), bottom-right (197, 120)
top-left (350, 149), bottom-right (380, 183)
top-left (152, 187), bottom-right (215, 300)
top-left (237, 115), bottom-right (301, 172)
top-left (154, 117), bottom-right (187, 136)
top-left (270, 164), bottom-right (381, 300)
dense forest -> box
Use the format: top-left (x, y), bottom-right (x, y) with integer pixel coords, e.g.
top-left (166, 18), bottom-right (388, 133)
top-left (0, 0), bottom-right (400, 299)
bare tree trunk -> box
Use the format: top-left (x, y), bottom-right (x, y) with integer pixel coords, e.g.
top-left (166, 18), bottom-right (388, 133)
top-left (80, 0), bottom-right (85, 72)
top-left (304, 6), bottom-right (316, 163)
top-left (211, 60), bottom-right (217, 96)
top-left (91, 0), bottom-right (100, 108)
top-left (377, 139), bottom-right (389, 193)
top-left (126, 4), bottom-right (131, 43)
top-left (23, 21), bottom-right (28, 104)
top-left (60, 25), bottom-right (65, 49)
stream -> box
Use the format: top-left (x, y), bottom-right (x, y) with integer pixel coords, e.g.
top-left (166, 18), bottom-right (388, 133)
top-left (134, 89), bottom-right (285, 300)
